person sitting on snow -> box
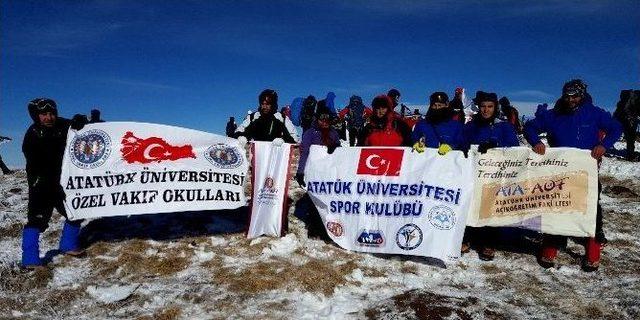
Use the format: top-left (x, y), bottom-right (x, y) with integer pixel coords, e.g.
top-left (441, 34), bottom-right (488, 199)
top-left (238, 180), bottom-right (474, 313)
top-left (524, 79), bottom-right (622, 272)
top-left (21, 98), bottom-right (87, 269)
top-left (461, 91), bottom-right (520, 261)
top-left (411, 92), bottom-right (464, 155)
top-left (234, 89), bottom-right (299, 145)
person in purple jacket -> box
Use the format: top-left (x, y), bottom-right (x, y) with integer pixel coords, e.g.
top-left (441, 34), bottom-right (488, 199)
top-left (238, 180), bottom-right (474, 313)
top-left (462, 91), bottom-right (520, 261)
top-left (295, 106), bottom-right (341, 188)
top-left (524, 79), bottom-right (622, 271)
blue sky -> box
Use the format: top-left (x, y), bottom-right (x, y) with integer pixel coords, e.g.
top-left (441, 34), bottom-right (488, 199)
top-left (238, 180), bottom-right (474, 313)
top-left (1, 0), bottom-right (638, 167)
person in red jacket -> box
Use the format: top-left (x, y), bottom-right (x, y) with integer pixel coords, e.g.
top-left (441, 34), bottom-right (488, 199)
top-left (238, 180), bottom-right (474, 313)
top-left (357, 95), bottom-right (412, 147)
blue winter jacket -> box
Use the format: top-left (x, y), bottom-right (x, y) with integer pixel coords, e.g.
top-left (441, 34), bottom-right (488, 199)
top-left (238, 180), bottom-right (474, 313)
top-left (462, 118), bottom-right (520, 151)
top-left (524, 101), bottom-right (622, 150)
top-left (298, 124), bottom-right (341, 174)
top-left (411, 118), bottom-right (464, 150)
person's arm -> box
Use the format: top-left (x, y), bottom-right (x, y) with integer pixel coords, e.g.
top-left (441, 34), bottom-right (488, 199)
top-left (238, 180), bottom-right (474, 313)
top-left (234, 113), bottom-right (253, 137)
top-left (597, 108), bottom-right (623, 150)
top-left (282, 115), bottom-right (300, 143)
top-left (523, 115), bottom-right (547, 148)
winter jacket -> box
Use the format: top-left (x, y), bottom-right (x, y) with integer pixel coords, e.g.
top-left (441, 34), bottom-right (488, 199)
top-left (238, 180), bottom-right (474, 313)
top-left (358, 115), bottom-right (412, 147)
top-left (235, 112), bottom-right (299, 143)
top-left (22, 118), bottom-right (71, 188)
top-left (524, 100), bottom-right (622, 150)
top-left (411, 118), bottom-right (464, 150)
top-left (613, 90), bottom-right (640, 128)
top-left (297, 124), bottom-right (341, 174)
top-left (462, 117), bottom-right (520, 151)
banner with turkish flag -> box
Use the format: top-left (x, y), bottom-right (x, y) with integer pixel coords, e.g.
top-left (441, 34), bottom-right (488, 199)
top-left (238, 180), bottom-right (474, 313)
top-left (305, 146), bottom-right (475, 263)
top-left (61, 122), bottom-right (248, 220)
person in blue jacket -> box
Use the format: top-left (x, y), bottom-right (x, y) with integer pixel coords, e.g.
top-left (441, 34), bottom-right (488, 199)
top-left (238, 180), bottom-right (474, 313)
top-left (461, 91), bottom-right (520, 261)
top-left (524, 79), bottom-right (622, 272)
top-left (412, 92), bottom-right (464, 155)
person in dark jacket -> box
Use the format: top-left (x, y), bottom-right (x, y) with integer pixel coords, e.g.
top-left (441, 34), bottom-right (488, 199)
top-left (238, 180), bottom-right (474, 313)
top-left (461, 91), bottom-right (520, 260)
top-left (411, 92), bottom-right (464, 155)
top-left (524, 79), bottom-right (623, 272)
top-left (338, 95), bottom-right (367, 146)
top-left (358, 95), bottom-right (412, 147)
top-left (22, 98), bottom-right (87, 268)
top-left (225, 117), bottom-right (237, 137)
top-left (300, 95), bottom-right (317, 132)
top-left (0, 136), bottom-right (13, 174)
top-left (450, 87), bottom-right (466, 123)
top-left (234, 89), bottom-right (297, 144)
top-left (613, 89), bottom-right (640, 160)
top-left (499, 96), bottom-right (523, 134)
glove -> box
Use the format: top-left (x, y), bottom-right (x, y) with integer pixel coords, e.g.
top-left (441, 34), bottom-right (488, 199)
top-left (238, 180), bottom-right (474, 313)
top-left (437, 143), bottom-right (452, 156)
top-left (237, 136), bottom-right (248, 147)
top-left (412, 139), bottom-right (426, 154)
top-left (327, 144), bottom-right (338, 154)
top-left (478, 141), bottom-right (497, 154)
top-left (272, 137), bottom-right (284, 147)
top-left (295, 173), bottom-right (306, 187)
top-left (70, 114), bottom-right (88, 130)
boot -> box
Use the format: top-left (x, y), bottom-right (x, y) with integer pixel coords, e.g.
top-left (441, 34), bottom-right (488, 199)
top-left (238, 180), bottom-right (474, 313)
top-left (538, 245), bottom-right (558, 269)
top-left (582, 237), bottom-right (601, 272)
top-left (21, 227), bottom-right (42, 268)
top-left (59, 221), bottom-right (84, 256)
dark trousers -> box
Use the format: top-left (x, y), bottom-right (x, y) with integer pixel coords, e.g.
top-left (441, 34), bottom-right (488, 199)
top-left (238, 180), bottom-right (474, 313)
top-left (0, 155), bottom-right (10, 174)
top-left (27, 184), bottom-right (80, 232)
top-left (348, 127), bottom-right (362, 147)
top-left (622, 123), bottom-right (637, 159)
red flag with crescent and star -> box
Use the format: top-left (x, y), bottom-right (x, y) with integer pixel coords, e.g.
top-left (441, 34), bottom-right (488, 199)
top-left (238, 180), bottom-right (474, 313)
top-left (356, 148), bottom-right (404, 176)
top-left (120, 131), bottom-right (196, 164)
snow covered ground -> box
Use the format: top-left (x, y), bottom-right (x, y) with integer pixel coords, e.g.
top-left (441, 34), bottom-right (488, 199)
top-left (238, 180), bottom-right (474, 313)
top-left (1, 142), bottom-right (638, 319)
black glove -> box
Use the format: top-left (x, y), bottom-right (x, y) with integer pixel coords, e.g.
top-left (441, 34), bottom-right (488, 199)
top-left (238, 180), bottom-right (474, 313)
top-left (327, 144), bottom-right (338, 154)
top-left (70, 114), bottom-right (89, 130)
top-left (295, 173), bottom-right (306, 187)
top-left (478, 141), bottom-right (498, 154)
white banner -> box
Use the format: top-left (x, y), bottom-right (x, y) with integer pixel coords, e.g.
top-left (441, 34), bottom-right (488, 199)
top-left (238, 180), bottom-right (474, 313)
top-left (247, 141), bottom-right (294, 239)
top-left (305, 146), bottom-right (474, 262)
top-left (467, 147), bottom-right (598, 237)
top-left (61, 122), bottom-right (248, 220)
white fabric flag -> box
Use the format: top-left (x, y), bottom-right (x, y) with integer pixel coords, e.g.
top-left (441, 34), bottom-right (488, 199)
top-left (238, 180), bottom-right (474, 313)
top-left (61, 122), bottom-right (248, 220)
top-left (247, 141), bottom-right (294, 238)
top-left (467, 147), bottom-right (598, 237)
top-left (305, 146), bottom-right (475, 263)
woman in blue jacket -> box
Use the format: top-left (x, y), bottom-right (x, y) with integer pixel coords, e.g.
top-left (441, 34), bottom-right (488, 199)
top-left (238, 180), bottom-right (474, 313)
top-left (412, 92), bottom-right (464, 155)
top-left (462, 91), bottom-right (520, 261)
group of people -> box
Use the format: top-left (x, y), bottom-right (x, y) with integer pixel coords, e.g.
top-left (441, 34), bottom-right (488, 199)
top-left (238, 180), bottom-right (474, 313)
top-left (231, 79), bottom-right (627, 272)
top-left (18, 79), bottom-right (633, 273)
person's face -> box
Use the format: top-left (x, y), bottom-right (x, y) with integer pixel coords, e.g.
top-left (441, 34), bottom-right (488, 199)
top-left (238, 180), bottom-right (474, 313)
top-left (430, 102), bottom-right (447, 110)
top-left (375, 106), bottom-right (388, 118)
top-left (564, 95), bottom-right (583, 109)
top-left (259, 97), bottom-right (273, 114)
top-left (38, 111), bottom-right (56, 127)
top-left (479, 102), bottom-right (496, 119)
top-left (318, 117), bottom-right (330, 129)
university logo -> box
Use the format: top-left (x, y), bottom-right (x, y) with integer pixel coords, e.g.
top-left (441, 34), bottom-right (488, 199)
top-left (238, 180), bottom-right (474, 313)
top-left (356, 148), bottom-right (404, 176)
top-left (204, 143), bottom-right (243, 169)
top-left (356, 229), bottom-right (384, 247)
top-left (396, 223), bottom-right (423, 250)
top-left (120, 131), bottom-right (196, 164)
top-left (69, 129), bottom-right (112, 169)
top-left (326, 221), bottom-right (344, 238)
top-left (428, 205), bottom-right (456, 230)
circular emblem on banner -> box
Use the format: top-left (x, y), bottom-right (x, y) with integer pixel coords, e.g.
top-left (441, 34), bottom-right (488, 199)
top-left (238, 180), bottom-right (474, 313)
top-left (69, 129), bottom-right (112, 169)
top-left (326, 221), bottom-right (344, 238)
top-left (395, 223), bottom-right (423, 250)
top-left (204, 144), bottom-right (243, 169)
top-left (428, 205), bottom-right (456, 230)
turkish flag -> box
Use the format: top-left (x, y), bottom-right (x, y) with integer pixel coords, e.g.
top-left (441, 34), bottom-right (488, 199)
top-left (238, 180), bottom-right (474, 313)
top-left (356, 148), bottom-right (404, 176)
top-left (120, 131), bottom-right (196, 164)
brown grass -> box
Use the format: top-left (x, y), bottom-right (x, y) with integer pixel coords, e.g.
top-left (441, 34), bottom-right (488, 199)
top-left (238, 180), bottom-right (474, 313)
top-left (0, 265), bottom-right (53, 293)
top-left (0, 222), bottom-right (23, 239)
top-left (212, 257), bottom-right (362, 296)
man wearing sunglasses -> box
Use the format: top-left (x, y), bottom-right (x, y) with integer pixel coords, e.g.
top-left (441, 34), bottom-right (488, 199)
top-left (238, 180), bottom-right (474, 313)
top-left (21, 98), bottom-right (86, 269)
